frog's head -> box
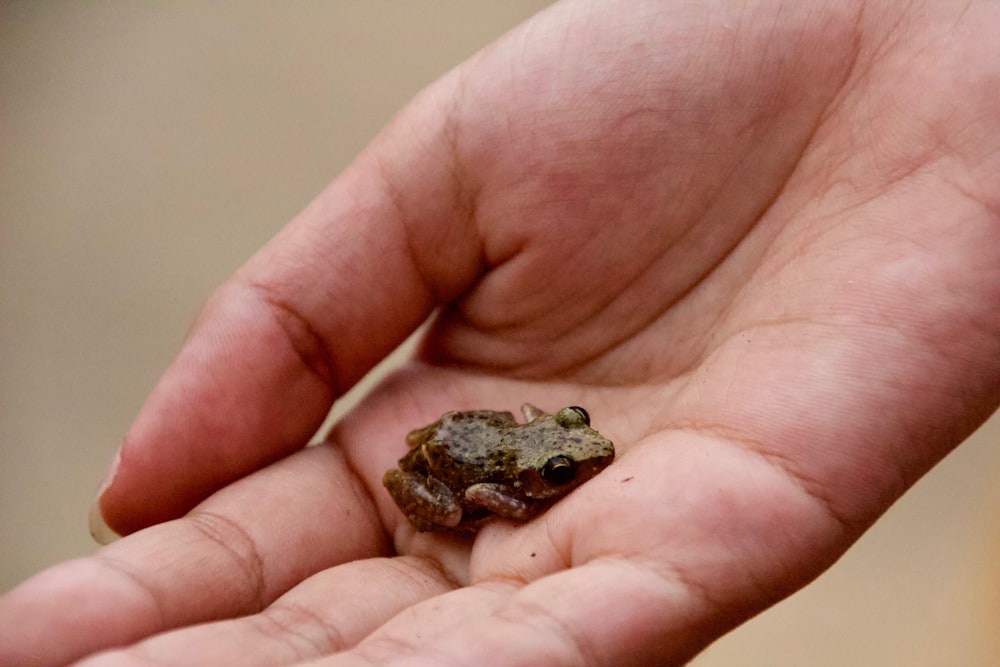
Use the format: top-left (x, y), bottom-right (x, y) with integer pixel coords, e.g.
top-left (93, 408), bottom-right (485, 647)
top-left (518, 406), bottom-right (615, 499)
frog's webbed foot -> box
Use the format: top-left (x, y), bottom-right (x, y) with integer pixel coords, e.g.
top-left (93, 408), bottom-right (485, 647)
top-left (465, 483), bottom-right (537, 521)
top-left (382, 470), bottom-right (463, 531)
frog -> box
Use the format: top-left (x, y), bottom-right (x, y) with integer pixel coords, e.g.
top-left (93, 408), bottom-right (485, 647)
top-left (382, 404), bottom-right (615, 532)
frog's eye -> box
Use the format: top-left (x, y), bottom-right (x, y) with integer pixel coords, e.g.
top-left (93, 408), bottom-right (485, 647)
top-left (541, 455), bottom-right (577, 486)
top-left (555, 406), bottom-right (590, 428)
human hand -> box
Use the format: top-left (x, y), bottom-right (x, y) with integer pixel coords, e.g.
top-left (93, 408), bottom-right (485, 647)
top-left (3, 0), bottom-right (999, 665)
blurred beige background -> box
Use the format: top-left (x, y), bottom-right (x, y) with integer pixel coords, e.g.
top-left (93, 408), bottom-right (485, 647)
top-left (1, 3), bottom-right (997, 665)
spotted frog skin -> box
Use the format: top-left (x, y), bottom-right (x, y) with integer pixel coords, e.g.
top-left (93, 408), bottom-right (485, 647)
top-left (382, 404), bottom-right (615, 532)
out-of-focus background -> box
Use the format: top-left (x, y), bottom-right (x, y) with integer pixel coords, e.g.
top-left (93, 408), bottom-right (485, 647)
top-left (2, 3), bottom-right (998, 664)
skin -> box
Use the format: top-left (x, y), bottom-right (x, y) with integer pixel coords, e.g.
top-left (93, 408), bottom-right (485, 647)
top-left (2, 0), bottom-right (1000, 665)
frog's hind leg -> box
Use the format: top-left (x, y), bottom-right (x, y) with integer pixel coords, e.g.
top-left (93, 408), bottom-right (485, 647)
top-left (383, 470), bottom-right (463, 531)
top-left (465, 483), bottom-right (536, 521)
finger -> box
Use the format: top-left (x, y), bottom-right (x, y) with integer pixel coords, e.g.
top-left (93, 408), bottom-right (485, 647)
top-left (299, 560), bottom-right (700, 667)
top-left (0, 446), bottom-right (387, 666)
top-left (95, 72), bottom-right (487, 536)
top-left (72, 557), bottom-right (458, 667)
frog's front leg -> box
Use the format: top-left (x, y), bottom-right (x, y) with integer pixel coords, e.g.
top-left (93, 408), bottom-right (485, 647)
top-left (383, 470), bottom-right (463, 531)
top-left (464, 483), bottom-right (535, 521)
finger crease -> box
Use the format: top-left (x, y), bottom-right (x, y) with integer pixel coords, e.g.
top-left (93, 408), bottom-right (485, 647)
top-left (255, 600), bottom-right (348, 659)
top-left (93, 553), bottom-right (170, 629)
top-left (246, 280), bottom-right (342, 394)
top-left (494, 594), bottom-right (593, 666)
top-left (187, 511), bottom-right (269, 614)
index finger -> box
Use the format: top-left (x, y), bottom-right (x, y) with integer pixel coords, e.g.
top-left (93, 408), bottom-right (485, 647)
top-left (95, 82), bottom-right (483, 536)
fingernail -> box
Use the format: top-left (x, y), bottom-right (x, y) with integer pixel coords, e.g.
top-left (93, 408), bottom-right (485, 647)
top-left (88, 449), bottom-right (122, 545)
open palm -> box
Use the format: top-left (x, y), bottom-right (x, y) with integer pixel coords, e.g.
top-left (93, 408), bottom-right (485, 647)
top-left (3, 1), bottom-right (999, 665)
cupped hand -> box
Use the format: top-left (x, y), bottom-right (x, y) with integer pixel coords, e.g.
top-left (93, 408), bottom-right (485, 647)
top-left (3, 1), bottom-right (999, 665)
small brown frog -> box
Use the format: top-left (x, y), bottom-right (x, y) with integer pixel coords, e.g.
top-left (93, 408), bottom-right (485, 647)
top-left (383, 404), bottom-right (615, 532)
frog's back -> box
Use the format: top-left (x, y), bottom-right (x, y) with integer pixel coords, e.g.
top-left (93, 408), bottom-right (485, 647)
top-left (421, 410), bottom-right (519, 487)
